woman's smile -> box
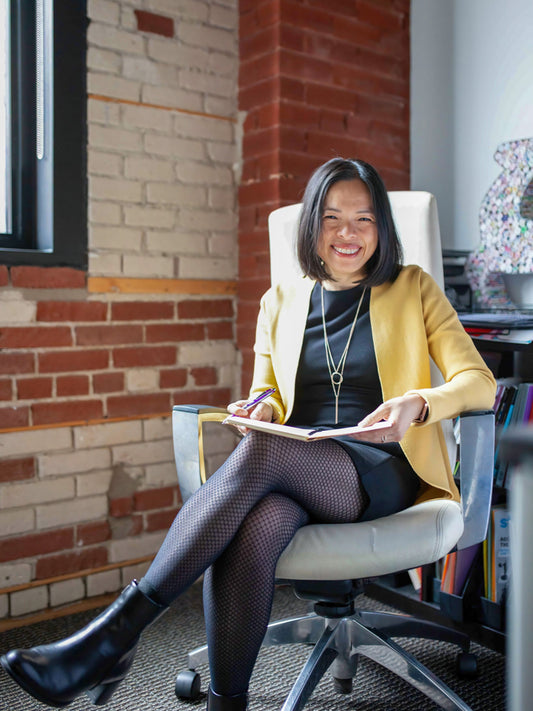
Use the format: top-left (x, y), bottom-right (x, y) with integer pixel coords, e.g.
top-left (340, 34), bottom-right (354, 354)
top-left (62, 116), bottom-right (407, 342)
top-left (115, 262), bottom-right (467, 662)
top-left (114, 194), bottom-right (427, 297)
top-left (332, 245), bottom-right (361, 255)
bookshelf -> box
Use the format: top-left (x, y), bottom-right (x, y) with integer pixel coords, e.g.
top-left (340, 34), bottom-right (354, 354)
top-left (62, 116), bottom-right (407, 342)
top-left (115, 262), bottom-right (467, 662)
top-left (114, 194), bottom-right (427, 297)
top-left (367, 336), bottom-right (530, 655)
top-left (366, 575), bottom-right (505, 654)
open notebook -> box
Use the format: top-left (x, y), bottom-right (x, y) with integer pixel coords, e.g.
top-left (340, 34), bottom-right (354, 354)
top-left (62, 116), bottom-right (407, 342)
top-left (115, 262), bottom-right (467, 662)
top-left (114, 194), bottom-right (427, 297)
top-left (223, 416), bottom-right (389, 441)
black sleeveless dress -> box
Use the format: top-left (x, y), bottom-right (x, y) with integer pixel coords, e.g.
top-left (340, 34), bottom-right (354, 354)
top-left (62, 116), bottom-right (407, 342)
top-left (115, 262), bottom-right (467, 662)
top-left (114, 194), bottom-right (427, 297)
top-left (286, 283), bottom-right (420, 521)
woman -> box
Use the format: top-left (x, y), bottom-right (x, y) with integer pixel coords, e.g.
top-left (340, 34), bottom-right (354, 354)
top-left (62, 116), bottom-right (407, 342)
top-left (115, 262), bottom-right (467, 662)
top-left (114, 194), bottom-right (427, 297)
top-left (1, 158), bottom-right (496, 710)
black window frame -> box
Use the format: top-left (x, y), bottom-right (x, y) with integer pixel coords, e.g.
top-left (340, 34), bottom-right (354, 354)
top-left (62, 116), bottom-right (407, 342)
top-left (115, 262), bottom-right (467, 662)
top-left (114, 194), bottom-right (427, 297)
top-left (0, 0), bottom-right (88, 269)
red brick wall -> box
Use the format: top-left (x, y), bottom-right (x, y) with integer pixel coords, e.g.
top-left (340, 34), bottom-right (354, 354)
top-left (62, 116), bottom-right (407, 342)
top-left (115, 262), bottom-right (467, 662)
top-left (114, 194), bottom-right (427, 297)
top-left (0, 266), bottom-right (232, 432)
top-left (238, 0), bottom-right (410, 389)
top-left (0, 474), bottom-right (181, 581)
top-left (0, 0), bottom-right (412, 617)
top-left (0, 263), bottom-right (233, 595)
top-left (0, 0), bottom-right (241, 617)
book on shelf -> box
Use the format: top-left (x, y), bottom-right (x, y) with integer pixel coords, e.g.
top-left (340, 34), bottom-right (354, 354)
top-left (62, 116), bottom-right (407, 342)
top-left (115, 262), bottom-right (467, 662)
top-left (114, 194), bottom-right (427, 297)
top-left (496, 384), bottom-right (517, 426)
top-left (486, 329), bottom-right (533, 345)
top-left (440, 543), bottom-right (481, 597)
top-left (459, 310), bottom-right (533, 345)
top-left (493, 381), bottom-right (533, 487)
top-left (407, 567), bottom-right (422, 593)
top-left (459, 312), bottom-right (533, 329)
top-left (483, 506), bottom-right (511, 604)
top-left (440, 553), bottom-right (455, 595)
top-left (526, 387), bottom-right (533, 422)
top-left (223, 416), bottom-right (389, 441)
top-left (464, 328), bottom-right (533, 345)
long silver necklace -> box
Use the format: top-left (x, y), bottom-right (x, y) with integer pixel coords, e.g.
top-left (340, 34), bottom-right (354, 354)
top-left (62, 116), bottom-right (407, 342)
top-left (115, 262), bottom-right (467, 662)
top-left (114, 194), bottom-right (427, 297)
top-left (321, 285), bottom-right (367, 425)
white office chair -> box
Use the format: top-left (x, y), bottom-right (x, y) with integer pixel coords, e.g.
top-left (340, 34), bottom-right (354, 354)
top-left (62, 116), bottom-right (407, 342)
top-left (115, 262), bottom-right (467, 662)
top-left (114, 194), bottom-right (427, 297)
top-left (172, 193), bottom-right (495, 710)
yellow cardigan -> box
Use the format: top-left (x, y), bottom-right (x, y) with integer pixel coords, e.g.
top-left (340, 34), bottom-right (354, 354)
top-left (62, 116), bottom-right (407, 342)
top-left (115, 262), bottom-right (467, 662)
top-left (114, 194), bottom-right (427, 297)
top-left (249, 265), bottom-right (496, 504)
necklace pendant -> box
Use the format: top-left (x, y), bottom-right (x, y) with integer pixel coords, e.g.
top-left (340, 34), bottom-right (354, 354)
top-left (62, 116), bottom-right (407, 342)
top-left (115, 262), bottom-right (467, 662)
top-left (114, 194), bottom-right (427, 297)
top-left (321, 285), bottom-right (367, 430)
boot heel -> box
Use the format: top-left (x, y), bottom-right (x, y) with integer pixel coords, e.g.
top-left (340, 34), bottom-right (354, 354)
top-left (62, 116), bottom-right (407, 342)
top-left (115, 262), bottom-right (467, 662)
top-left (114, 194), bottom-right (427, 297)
top-left (85, 644), bottom-right (135, 705)
top-left (86, 678), bottom-right (122, 705)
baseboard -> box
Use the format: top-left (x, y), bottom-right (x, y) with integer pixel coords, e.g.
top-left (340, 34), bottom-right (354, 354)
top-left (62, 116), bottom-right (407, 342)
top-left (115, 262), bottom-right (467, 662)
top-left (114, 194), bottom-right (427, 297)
top-left (0, 555), bottom-right (154, 630)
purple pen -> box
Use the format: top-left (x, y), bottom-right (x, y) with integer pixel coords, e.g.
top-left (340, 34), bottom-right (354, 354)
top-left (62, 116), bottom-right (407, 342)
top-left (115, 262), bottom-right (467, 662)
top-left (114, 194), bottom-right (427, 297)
top-left (243, 387), bottom-right (276, 410)
top-left (223, 388), bottom-right (277, 425)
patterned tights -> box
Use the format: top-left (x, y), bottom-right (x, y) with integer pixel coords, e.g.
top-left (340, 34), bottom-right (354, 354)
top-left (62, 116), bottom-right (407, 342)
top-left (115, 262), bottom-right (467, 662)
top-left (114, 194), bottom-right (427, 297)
top-left (139, 431), bottom-right (368, 696)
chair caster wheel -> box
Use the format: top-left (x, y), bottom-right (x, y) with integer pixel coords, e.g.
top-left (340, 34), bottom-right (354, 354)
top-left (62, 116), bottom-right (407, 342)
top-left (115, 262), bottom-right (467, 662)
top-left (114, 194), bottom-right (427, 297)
top-left (456, 652), bottom-right (478, 679)
top-left (175, 669), bottom-right (202, 700)
top-left (333, 677), bottom-right (353, 694)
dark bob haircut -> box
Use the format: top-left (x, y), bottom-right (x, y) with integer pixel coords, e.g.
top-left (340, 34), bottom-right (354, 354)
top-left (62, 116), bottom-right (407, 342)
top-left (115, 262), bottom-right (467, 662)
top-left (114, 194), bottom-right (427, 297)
top-left (297, 157), bottom-right (403, 287)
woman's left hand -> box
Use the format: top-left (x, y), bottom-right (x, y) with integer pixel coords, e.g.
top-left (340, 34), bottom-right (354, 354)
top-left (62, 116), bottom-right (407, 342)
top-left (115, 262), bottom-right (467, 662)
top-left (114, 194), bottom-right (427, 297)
top-left (351, 394), bottom-right (427, 443)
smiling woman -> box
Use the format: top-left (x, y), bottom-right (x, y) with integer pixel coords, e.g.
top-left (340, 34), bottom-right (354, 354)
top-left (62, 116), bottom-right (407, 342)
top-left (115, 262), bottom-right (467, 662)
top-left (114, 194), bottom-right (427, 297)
top-left (297, 158), bottom-right (404, 289)
top-left (318, 179), bottom-right (379, 290)
top-left (0, 156), bottom-right (497, 711)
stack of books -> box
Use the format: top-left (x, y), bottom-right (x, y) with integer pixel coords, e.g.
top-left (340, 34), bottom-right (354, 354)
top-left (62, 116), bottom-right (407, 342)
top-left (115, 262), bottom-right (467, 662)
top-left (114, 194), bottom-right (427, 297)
top-left (440, 543), bottom-right (481, 597)
top-left (459, 312), bottom-right (533, 345)
top-left (493, 381), bottom-right (533, 487)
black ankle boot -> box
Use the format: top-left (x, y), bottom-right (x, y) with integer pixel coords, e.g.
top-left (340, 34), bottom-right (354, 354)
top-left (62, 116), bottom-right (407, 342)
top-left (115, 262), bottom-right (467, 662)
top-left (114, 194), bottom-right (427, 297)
top-left (207, 686), bottom-right (248, 710)
top-left (0, 580), bottom-right (166, 708)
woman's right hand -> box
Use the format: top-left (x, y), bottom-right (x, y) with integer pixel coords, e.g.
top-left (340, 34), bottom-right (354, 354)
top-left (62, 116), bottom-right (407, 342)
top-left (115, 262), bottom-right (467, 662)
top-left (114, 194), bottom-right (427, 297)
top-left (226, 399), bottom-right (274, 435)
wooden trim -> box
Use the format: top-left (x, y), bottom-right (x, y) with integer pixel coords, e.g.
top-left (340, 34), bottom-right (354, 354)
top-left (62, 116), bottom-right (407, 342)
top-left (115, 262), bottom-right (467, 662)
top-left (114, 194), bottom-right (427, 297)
top-left (87, 276), bottom-right (238, 296)
top-left (0, 556), bottom-right (154, 596)
top-left (0, 411), bottom-right (170, 435)
top-left (88, 93), bottom-right (237, 123)
top-left (0, 556), bottom-right (156, 632)
top-left (0, 593), bottom-right (119, 632)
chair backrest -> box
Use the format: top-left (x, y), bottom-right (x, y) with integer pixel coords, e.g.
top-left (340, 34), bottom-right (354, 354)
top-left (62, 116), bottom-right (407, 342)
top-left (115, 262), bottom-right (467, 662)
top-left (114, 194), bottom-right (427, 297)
top-left (268, 192), bottom-right (444, 289)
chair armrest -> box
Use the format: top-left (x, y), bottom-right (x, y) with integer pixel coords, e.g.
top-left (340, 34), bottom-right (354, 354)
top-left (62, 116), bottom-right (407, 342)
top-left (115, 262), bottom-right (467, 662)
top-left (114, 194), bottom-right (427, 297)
top-left (172, 405), bottom-right (227, 503)
top-left (172, 405), bottom-right (495, 549)
top-left (456, 409), bottom-right (495, 550)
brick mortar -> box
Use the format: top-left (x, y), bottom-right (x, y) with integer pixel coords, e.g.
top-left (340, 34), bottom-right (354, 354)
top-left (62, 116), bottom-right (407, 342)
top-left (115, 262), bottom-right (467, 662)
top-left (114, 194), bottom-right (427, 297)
top-left (237, 0), bottom-right (411, 389)
top-left (0, 554), bottom-right (153, 596)
top-left (0, 0), bottom-right (241, 618)
top-left (88, 93), bottom-right (238, 123)
top-left (0, 0), bottom-right (413, 618)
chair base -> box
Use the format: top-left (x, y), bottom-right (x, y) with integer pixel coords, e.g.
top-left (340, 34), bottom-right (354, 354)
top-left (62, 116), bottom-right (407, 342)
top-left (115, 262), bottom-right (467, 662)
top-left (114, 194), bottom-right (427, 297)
top-left (178, 608), bottom-right (474, 711)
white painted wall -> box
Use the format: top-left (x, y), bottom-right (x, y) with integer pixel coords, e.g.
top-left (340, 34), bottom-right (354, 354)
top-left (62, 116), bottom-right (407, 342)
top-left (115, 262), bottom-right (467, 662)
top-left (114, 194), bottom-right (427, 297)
top-left (410, 0), bottom-right (454, 247)
top-left (411, 0), bottom-right (533, 251)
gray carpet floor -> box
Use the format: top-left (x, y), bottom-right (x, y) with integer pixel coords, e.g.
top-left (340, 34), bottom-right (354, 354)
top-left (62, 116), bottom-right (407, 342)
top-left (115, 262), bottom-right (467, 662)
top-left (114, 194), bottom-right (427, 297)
top-left (0, 583), bottom-right (505, 710)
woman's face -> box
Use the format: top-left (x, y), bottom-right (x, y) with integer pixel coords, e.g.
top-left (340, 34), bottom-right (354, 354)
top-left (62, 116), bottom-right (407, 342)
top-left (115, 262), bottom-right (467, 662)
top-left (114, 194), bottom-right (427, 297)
top-left (317, 179), bottom-right (379, 290)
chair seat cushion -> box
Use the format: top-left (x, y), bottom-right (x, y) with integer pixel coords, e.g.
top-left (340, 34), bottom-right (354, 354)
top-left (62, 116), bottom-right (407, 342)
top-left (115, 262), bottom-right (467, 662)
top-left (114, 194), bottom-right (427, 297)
top-left (274, 499), bottom-right (463, 580)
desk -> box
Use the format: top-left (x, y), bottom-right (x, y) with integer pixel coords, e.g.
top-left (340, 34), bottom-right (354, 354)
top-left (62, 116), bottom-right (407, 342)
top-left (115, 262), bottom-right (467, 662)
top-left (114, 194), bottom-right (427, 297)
top-left (471, 337), bottom-right (533, 379)
top-left (500, 426), bottom-right (533, 711)
top-left (459, 311), bottom-right (533, 378)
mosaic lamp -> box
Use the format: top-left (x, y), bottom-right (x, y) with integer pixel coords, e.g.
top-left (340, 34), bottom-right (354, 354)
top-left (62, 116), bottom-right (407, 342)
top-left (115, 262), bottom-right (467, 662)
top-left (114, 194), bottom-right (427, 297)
top-left (465, 137), bottom-right (533, 309)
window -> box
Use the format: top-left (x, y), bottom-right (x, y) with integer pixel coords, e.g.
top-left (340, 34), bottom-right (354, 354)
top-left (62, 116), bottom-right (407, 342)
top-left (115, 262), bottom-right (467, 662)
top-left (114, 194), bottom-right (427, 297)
top-left (0, 3), bottom-right (11, 235)
top-left (0, 0), bottom-right (87, 268)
